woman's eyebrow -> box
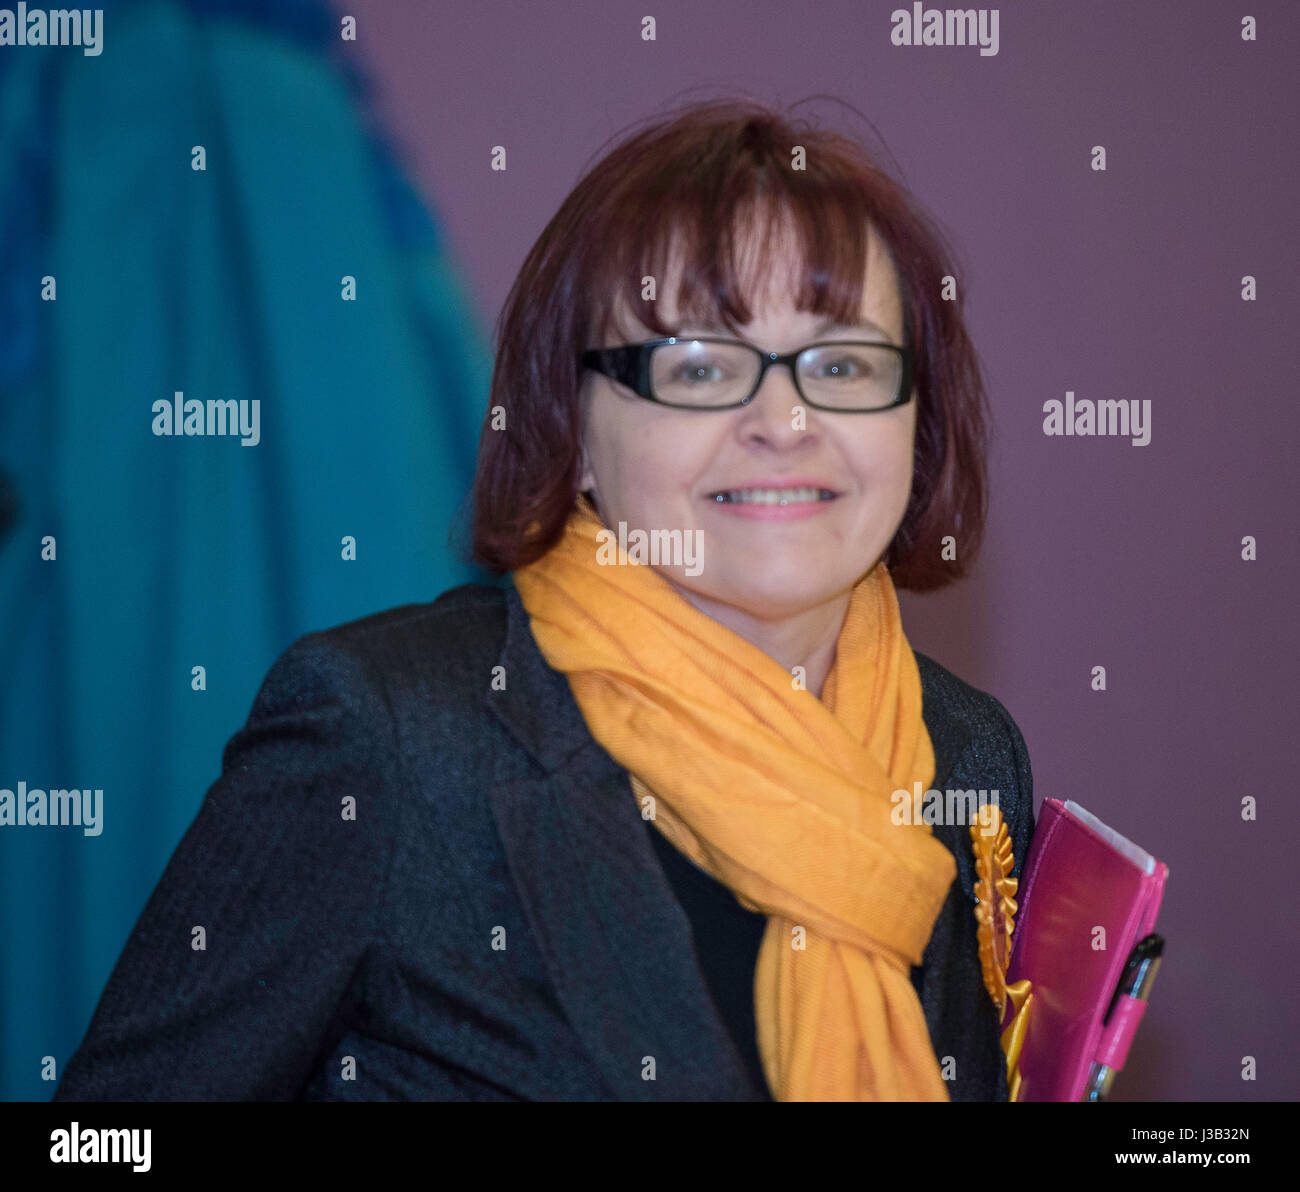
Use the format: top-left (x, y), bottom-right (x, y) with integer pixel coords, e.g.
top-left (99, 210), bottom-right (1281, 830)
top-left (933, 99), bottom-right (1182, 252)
top-left (676, 317), bottom-right (889, 338)
top-left (812, 316), bottom-right (887, 336)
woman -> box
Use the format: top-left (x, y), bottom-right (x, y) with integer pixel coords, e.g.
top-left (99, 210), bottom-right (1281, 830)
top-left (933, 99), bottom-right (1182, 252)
top-left (54, 97), bottom-right (1035, 1103)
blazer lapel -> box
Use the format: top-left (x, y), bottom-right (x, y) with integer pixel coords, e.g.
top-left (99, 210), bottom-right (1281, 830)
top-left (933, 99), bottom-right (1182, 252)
top-left (486, 583), bottom-right (764, 1101)
top-left (917, 659), bottom-right (981, 916)
top-left (911, 658), bottom-right (985, 1009)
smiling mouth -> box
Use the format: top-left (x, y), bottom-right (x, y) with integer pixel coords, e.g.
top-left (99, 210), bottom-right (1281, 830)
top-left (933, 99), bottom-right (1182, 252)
top-left (708, 486), bottom-right (838, 505)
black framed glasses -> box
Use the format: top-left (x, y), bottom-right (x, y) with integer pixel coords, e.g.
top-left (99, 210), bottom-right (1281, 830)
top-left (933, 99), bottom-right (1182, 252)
top-left (579, 337), bottom-right (914, 412)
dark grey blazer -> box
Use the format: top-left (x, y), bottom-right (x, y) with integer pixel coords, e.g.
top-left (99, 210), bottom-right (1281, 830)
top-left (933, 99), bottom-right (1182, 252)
top-left (54, 581), bottom-right (1035, 1102)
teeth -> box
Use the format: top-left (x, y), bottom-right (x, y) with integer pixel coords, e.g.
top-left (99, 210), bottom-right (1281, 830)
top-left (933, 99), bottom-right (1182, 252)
top-left (712, 487), bottom-right (835, 505)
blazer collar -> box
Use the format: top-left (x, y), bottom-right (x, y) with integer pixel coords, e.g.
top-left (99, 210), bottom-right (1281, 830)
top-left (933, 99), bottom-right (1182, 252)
top-left (485, 582), bottom-right (767, 1100)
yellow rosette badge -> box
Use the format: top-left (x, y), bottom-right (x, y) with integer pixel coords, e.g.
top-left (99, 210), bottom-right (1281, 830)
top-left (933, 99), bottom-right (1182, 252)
top-left (971, 803), bottom-right (1033, 1101)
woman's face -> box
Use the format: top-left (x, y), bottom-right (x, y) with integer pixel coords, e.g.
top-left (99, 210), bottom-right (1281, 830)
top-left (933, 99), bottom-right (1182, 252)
top-left (577, 222), bottom-right (917, 626)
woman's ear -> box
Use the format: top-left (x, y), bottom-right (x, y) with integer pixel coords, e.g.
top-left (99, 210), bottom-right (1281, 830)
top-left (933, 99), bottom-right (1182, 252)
top-left (576, 450), bottom-right (599, 516)
top-left (576, 422), bottom-right (596, 495)
top-left (575, 377), bottom-right (596, 495)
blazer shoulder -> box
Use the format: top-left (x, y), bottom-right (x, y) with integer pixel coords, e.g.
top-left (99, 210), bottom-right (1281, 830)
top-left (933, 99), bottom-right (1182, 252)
top-left (282, 583), bottom-right (508, 688)
top-left (305, 582), bottom-right (507, 654)
top-left (233, 584), bottom-right (513, 765)
top-left (913, 649), bottom-right (1026, 745)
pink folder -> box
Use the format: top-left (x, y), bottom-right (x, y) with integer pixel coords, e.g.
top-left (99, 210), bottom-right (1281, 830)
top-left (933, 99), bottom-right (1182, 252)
top-left (1004, 798), bottom-right (1169, 1101)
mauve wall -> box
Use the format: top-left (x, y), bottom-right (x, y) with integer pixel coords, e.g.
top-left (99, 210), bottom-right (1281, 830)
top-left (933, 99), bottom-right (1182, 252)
top-left (354, 0), bottom-right (1299, 1100)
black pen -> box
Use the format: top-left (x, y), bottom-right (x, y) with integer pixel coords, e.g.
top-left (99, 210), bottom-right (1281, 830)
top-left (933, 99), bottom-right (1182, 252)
top-left (1083, 933), bottom-right (1165, 1101)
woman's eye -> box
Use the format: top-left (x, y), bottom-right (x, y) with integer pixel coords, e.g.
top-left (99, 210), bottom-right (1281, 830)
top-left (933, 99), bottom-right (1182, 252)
top-left (674, 363), bottom-right (726, 384)
top-left (815, 357), bottom-right (871, 380)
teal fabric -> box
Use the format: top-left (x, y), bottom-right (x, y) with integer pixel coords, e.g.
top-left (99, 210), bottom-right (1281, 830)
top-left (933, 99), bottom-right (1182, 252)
top-left (0, 1), bottom-right (494, 1100)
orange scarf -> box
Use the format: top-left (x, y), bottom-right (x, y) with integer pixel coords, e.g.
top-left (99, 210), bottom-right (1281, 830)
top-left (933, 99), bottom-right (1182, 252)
top-left (512, 496), bottom-right (956, 1100)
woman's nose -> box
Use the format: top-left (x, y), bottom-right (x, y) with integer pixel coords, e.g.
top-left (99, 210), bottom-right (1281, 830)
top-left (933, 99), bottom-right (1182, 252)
top-left (735, 363), bottom-right (814, 443)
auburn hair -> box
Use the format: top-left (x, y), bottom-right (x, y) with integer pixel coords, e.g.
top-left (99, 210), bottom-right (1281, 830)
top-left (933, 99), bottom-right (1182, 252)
top-left (471, 95), bottom-right (989, 591)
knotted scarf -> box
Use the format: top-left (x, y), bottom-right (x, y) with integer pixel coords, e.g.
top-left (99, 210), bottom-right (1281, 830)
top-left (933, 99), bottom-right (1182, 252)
top-left (511, 495), bottom-right (957, 1100)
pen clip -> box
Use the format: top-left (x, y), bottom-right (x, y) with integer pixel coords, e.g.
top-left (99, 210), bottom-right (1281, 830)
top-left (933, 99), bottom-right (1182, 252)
top-left (1102, 932), bottom-right (1164, 1025)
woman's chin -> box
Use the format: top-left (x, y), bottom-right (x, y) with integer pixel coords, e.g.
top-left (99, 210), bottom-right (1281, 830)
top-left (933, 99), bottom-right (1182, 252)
top-left (665, 571), bottom-right (850, 624)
